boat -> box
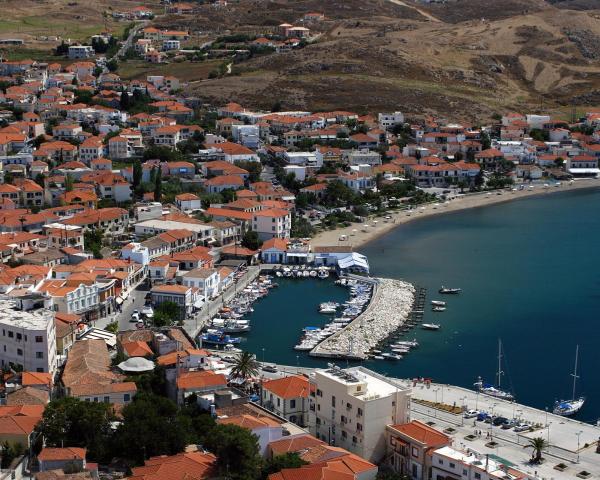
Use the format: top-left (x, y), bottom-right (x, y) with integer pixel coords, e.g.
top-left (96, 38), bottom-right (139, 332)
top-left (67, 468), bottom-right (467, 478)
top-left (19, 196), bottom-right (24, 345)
top-left (394, 339), bottom-right (419, 347)
top-left (141, 306), bottom-right (154, 318)
top-left (275, 271), bottom-right (283, 277)
top-left (474, 339), bottom-right (514, 401)
top-left (422, 323), bottom-right (441, 330)
top-left (553, 345), bottom-right (585, 416)
top-left (439, 286), bottom-right (462, 294)
top-left (373, 355), bottom-right (385, 360)
top-left (309, 270), bottom-right (317, 277)
top-left (432, 306), bottom-right (446, 312)
top-left (382, 352), bottom-right (401, 360)
top-left (317, 268), bottom-right (330, 279)
top-left (431, 300), bottom-right (446, 306)
top-left (200, 331), bottom-right (241, 346)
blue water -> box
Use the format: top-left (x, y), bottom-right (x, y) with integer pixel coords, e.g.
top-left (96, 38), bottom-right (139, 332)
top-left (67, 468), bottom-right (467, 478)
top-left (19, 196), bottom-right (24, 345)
top-left (242, 188), bottom-right (600, 422)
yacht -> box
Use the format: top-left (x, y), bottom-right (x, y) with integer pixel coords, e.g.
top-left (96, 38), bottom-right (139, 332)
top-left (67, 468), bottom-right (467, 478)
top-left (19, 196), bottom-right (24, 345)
top-left (553, 345), bottom-right (585, 416)
top-left (422, 323), bottom-right (441, 330)
top-left (431, 300), bottom-right (446, 306)
top-left (474, 339), bottom-right (515, 401)
top-left (382, 353), bottom-right (402, 360)
top-left (439, 286), bottom-right (461, 294)
top-left (432, 306), bottom-right (446, 312)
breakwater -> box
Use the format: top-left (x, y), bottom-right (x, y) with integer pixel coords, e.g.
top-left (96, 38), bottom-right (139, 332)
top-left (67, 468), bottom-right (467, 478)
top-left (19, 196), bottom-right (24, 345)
top-left (310, 278), bottom-right (415, 359)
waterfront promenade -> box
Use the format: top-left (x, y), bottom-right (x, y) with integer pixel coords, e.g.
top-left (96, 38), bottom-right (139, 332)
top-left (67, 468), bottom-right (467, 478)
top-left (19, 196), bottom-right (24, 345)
top-left (210, 352), bottom-right (600, 480)
top-left (311, 178), bottom-right (600, 249)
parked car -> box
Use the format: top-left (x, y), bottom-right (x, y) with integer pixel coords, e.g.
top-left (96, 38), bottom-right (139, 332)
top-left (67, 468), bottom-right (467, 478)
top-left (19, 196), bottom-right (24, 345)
top-left (492, 416), bottom-right (509, 427)
top-left (501, 419), bottom-right (518, 430)
top-left (477, 412), bottom-right (490, 422)
top-left (464, 409), bottom-right (480, 419)
top-left (261, 365), bottom-right (278, 373)
top-left (130, 312), bottom-right (140, 322)
top-left (513, 423), bottom-right (531, 432)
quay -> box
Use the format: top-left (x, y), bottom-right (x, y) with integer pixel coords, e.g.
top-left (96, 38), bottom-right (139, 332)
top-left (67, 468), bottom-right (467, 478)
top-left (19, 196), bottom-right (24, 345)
top-left (309, 277), bottom-right (415, 359)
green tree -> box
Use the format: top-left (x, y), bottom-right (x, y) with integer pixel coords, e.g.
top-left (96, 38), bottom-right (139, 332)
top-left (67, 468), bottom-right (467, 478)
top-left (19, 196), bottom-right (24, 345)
top-left (133, 160), bottom-right (143, 190)
top-left (291, 214), bottom-right (315, 238)
top-left (262, 453), bottom-right (307, 479)
top-left (323, 181), bottom-right (356, 207)
top-left (241, 230), bottom-right (262, 251)
top-left (84, 228), bottom-right (104, 259)
top-left (229, 351), bottom-right (259, 383)
top-left (153, 301), bottom-right (180, 326)
top-left (234, 160), bottom-right (262, 183)
top-left (0, 442), bottom-right (25, 469)
top-left (120, 91), bottom-right (130, 111)
top-left (114, 393), bottom-right (194, 465)
top-left (107, 59), bottom-right (118, 72)
top-left (37, 398), bottom-right (115, 462)
top-left (481, 131), bottom-right (491, 150)
top-left (154, 167), bottom-right (162, 202)
top-left (524, 437), bottom-right (547, 464)
top-left (204, 423), bottom-right (262, 480)
top-left (65, 174), bottom-right (74, 192)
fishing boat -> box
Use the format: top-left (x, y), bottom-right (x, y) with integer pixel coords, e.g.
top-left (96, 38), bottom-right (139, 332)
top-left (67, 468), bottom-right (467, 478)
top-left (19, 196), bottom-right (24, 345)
top-left (317, 268), bottom-right (330, 279)
top-left (309, 270), bottom-right (318, 277)
top-left (432, 306), bottom-right (446, 312)
top-left (553, 345), bottom-right (585, 416)
top-left (422, 323), bottom-right (441, 330)
top-left (200, 331), bottom-right (241, 346)
top-left (431, 300), bottom-right (446, 306)
top-left (474, 339), bottom-right (514, 401)
top-left (439, 286), bottom-right (461, 294)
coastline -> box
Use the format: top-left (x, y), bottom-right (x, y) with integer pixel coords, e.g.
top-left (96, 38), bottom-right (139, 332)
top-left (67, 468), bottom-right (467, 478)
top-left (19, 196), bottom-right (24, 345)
top-left (310, 178), bottom-right (600, 249)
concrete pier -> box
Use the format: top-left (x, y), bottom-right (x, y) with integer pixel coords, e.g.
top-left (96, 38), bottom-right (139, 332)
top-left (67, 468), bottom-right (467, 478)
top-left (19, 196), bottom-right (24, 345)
top-left (310, 277), bottom-right (415, 359)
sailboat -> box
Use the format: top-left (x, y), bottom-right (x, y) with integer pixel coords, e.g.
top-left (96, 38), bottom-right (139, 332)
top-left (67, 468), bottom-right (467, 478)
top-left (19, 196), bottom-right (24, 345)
top-left (474, 339), bottom-right (515, 401)
top-left (553, 345), bottom-right (585, 416)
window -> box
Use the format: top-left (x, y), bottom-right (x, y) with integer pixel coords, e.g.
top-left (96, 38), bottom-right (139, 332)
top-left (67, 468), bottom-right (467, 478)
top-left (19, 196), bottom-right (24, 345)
top-left (16, 348), bottom-right (22, 356)
top-left (8, 331), bottom-right (13, 338)
top-left (341, 430), bottom-right (347, 438)
top-left (16, 333), bottom-right (21, 341)
top-left (449, 463), bottom-right (455, 469)
top-left (357, 408), bottom-right (363, 417)
top-left (35, 352), bottom-right (43, 359)
top-left (104, 396), bottom-right (110, 403)
top-left (316, 389), bottom-right (322, 397)
top-left (93, 397), bottom-right (98, 402)
top-left (438, 459), bottom-right (443, 465)
top-left (277, 398), bottom-right (280, 407)
top-left (332, 395), bottom-right (336, 407)
top-left (412, 464), bottom-right (418, 477)
top-left (36, 368), bottom-right (44, 373)
top-left (356, 423), bottom-right (362, 431)
top-left (463, 470), bottom-right (468, 476)
top-left (352, 436), bottom-right (357, 444)
top-left (290, 399), bottom-right (296, 408)
top-left (124, 394), bottom-right (131, 402)
top-left (412, 447), bottom-right (418, 457)
top-left (474, 474), bottom-right (481, 480)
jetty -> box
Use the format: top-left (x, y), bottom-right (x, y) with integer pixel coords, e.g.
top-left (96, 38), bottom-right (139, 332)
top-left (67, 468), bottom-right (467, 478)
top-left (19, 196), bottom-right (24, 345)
top-left (310, 277), bottom-right (415, 359)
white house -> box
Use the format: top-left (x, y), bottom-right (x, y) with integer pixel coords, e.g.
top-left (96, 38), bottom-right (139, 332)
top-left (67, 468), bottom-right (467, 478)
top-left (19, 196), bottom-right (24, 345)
top-left (309, 366), bottom-right (411, 462)
top-left (0, 302), bottom-right (57, 374)
top-left (68, 45), bottom-right (94, 59)
top-left (252, 208), bottom-right (291, 241)
top-left (262, 375), bottom-right (310, 427)
top-left (175, 193), bottom-right (202, 212)
top-left (378, 112), bottom-right (404, 130)
top-left (121, 242), bottom-right (150, 266)
top-left (181, 268), bottom-right (220, 300)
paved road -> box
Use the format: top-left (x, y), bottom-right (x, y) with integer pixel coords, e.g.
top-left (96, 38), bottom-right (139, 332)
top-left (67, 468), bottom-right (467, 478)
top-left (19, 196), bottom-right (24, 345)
top-left (110, 21), bottom-right (149, 62)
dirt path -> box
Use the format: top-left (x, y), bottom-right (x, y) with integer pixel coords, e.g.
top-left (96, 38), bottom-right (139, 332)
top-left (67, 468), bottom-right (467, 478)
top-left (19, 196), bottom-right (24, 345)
top-left (386, 0), bottom-right (442, 23)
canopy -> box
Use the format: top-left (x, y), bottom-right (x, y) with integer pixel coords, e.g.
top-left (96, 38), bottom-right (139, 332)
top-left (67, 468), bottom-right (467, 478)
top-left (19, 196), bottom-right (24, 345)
top-left (337, 253), bottom-right (370, 272)
top-left (118, 356), bottom-right (155, 373)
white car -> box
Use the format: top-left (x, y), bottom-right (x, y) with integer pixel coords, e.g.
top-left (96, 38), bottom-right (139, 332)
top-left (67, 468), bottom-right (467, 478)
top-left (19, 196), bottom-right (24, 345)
top-left (464, 409), bottom-right (479, 419)
top-left (513, 423), bottom-right (531, 432)
top-left (130, 312), bottom-right (140, 322)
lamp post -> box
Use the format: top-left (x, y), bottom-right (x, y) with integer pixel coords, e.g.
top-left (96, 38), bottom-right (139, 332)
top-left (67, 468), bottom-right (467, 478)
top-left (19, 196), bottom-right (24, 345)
top-left (576, 430), bottom-right (583, 463)
top-left (262, 347), bottom-right (265, 364)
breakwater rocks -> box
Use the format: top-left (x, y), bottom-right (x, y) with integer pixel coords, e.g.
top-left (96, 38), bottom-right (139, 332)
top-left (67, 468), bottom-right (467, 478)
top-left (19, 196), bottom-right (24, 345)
top-left (310, 278), bottom-right (415, 359)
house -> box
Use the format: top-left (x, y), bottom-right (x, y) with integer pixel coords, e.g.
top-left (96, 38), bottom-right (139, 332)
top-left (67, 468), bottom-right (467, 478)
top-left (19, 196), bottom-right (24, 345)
top-left (128, 451), bottom-right (217, 480)
top-left (260, 238), bottom-right (289, 264)
top-left (474, 148), bottom-right (504, 170)
top-left (205, 174), bottom-right (244, 193)
top-left (181, 268), bottom-right (220, 300)
top-left (385, 421), bottom-right (451, 479)
top-left (151, 284), bottom-right (197, 320)
top-left (515, 164), bottom-right (543, 180)
top-left (262, 375), bottom-right (310, 426)
top-left (252, 209), bottom-right (291, 241)
top-left (175, 193), bottom-right (202, 212)
top-left (176, 370), bottom-right (228, 404)
top-left (218, 142), bottom-right (260, 163)
top-left (300, 183), bottom-right (328, 200)
top-left (38, 447), bottom-right (86, 472)
top-left (566, 155), bottom-right (600, 177)
top-left (0, 405), bottom-right (44, 448)
top-left (378, 112), bottom-right (404, 130)
top-left (268, 456), bottom-right (377, 480)
top-left (68, 45), bottom-right (94, 59)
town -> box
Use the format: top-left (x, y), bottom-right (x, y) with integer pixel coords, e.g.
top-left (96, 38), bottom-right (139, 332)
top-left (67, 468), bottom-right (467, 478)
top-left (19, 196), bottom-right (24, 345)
top-left (0, 2), bottom-right (600, 480)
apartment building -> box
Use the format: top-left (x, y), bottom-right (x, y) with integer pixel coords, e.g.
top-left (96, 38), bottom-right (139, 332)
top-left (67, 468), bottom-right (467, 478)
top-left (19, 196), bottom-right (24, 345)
top-left (309, 366), bottom-right (411, 462)
top-left (262, 375), bottom-right (310, 427)
top-left (252, 208), bottom-right (291, 241)
top-left (0, 302), bottom-right (57, 374)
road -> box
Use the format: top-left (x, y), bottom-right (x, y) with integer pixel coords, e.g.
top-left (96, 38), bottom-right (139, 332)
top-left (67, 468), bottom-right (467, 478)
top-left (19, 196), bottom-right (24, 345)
top-left (109, 21), bottom-right (149, 62)
top-left (386, 0), bottom-right (441, 22)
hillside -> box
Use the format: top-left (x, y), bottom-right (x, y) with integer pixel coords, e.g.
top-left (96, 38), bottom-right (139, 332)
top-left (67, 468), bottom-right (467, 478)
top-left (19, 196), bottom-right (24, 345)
top-left (178, 0), bottom-right (600, 121)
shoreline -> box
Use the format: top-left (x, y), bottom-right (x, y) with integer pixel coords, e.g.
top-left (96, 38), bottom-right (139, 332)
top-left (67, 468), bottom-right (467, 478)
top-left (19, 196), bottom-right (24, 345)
top-left (310, 178), bottom-right (600, 249)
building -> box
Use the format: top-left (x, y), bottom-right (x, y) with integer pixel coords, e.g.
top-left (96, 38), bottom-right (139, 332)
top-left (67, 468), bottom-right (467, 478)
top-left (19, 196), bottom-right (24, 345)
top-left (128, 451), bottom-right (216, 480)
top-left (0, 302), bottom-right (57, 374)
top-left (430, 446), bottom-right (528, 480)
top-left (68, 45), bottom-right (94, 59)
top-left (181, 268), bottom-right (219, 300)
top-left (0, 405), bottom-right (44, 448)
top-left (38, 447), bottom-right (86, 472)
top-left (252, 209), bottom-right (291, 241)
top-left (262, 375), bottom-right (310, 427)
top-left (175, 193), bottom-right (202, 212)
top-left (309, 366), bottom-right (411, 462)
top-left (151, 285), bottom-right (197, 319)
top-left (378, 112), bottom-right (405, 130)
top-left (385, 421), bottom-right (451, 479)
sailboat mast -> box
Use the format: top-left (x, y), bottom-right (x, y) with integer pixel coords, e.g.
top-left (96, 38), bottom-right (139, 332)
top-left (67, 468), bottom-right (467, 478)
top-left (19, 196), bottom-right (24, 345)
top-left (497, 339), bottom-right (502, 388)
top-left (571, 345), bottom-right (579, 400)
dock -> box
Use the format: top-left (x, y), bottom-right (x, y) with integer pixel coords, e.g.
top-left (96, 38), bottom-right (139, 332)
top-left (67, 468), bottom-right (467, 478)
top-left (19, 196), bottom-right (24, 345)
top-left (309, 277), bottom-right (415, 359)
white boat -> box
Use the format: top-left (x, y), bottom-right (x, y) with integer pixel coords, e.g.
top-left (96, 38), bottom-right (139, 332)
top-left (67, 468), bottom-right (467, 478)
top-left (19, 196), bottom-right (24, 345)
top-left (439, 286), bottom-right (461, 294)
top-left (553, 345), bottom-right (585, 416)
top-left (422, 323), bottom-right (441, 330)
top-left (432, 306), bottom-right (446, 312)
top-left (474, 339), bottom-right (514, 401)
top-left (394, 339), bottom-right (419, 348)
top-left (373, 355), bottom-right (385, 360)
top-left (382, 353), bottom-right (402, 360)
top-left (275, 271), bottom-right (283, 277)
top-left (309, 270), bottom-right (318, 277)
top-left (302, 270), bottom-right (310, 277)
top-left (431, 300), bottom-right (446, 306)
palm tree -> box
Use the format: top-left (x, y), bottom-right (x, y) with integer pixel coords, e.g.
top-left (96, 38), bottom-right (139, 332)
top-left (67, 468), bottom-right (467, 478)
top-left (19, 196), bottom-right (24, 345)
top-left (229, 351), bottom-right (259, 384)
top-left (524, 436), bottom-right (547, 464)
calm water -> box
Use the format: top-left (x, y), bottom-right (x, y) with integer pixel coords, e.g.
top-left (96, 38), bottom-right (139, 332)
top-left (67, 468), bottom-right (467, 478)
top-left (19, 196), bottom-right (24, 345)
top-left (243, 188), bottom-right (600, 422)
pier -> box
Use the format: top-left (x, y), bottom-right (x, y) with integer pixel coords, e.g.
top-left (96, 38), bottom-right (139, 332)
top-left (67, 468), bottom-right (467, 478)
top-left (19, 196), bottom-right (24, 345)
top-left (309, 277), bottom-right (415, 359)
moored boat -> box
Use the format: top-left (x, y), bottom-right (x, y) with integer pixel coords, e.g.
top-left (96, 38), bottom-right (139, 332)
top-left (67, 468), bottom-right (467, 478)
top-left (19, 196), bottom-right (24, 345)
top-left (431, 300), bottom-right (446, 306)
top-left (439, 286), bottom-right (461, 294)
top-left (422, 323), bottom-right (441, 330)
top-left (553, 345), bottom-right (585, 416)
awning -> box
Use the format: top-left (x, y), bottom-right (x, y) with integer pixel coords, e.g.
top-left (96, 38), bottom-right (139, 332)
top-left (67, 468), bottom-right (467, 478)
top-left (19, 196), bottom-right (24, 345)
top-left (194, 297), bottom-right (205, 308)
top-left (337, 253), bottom-right (370, 272)
top-left (568, 168), bottom-right (600, 174)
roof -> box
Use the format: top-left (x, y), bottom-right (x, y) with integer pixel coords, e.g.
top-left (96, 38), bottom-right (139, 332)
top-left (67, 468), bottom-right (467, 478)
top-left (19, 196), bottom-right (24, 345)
top-left (129, 451), bottom-right (216, 480)
top-left (38, 447), bottom-right (86, 462)
top-left (261, 237), bottom-right (288, 251)
top-left (22, 371), bottom-right (52, 388)
top-left (151, 284), bottom-right (191, 295)
top-left (176, 370), bottom-right (227, 390)
top-left (388, 420), bottom-right (451, 448)
top-left (122, 341), bottom-right (154, 358)
top-left (218, 413), bottom-right (281, 430)
top-left (263, 375), bottom-right (309, 399)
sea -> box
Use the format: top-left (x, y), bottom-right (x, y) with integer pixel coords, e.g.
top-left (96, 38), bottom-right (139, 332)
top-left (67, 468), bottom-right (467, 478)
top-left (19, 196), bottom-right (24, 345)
top-left (241, 188), bottom-right (600, 423)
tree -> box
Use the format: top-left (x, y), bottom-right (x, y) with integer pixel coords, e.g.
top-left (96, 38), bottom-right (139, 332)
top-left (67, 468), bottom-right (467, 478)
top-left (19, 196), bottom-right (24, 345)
top-left (114, 393), bottom-right (194, 465)
top-left (120, 91), bottom-right (130, 111)
top-left (65, 174), bottom-right (74, 192)
top-left (229, 351), bottom-right (259, 383)
top-left (204, 423), bottom-right (262, 480)
top-left (0, 442), bottom-right (25, 469)
top-left (524, 437), bottom-right (547, 464)
top-left (234, 160), bottom-right (262, 183)
top-left (154, 167), bottom-right (162, 202)
top-left (241, 230), bottom-right (262, 251)
top-left (133, 160), bottom-right (143, 190)
top-left (37, 398), bottom-right (115, 462)
top-left (554, 157), bottom-right (564, 168)
top-left (84, 228), bottom-right (104, 259)
top-left (107, 59), bottom-right (118, 72)
top-left (323, 181), bottom-right (356, 207)
top-left (291, 214), bottom-right (315, 238)
top-left (153, 301), bottom-right (180, 326)
top-left (262, 453), bottom-right (307, 479)
top-left (481, 131), bottom-right (491, 150)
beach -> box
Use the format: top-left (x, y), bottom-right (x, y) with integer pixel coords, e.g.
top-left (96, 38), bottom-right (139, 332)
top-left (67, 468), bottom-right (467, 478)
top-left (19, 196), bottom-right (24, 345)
top-left (311, 178), bottom-right (600, 248)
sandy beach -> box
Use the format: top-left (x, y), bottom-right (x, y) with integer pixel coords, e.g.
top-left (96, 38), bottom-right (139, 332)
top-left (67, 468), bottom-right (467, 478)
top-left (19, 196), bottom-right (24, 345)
top-left (311, 178), bottom-right (600, 249)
